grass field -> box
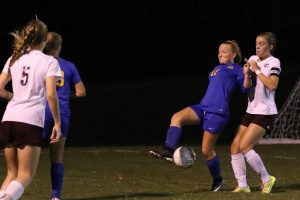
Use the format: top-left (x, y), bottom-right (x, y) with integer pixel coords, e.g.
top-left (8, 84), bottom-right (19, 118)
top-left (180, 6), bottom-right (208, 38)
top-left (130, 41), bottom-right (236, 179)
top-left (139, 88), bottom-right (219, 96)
top-left (0, 145), bottom-right (299, 200)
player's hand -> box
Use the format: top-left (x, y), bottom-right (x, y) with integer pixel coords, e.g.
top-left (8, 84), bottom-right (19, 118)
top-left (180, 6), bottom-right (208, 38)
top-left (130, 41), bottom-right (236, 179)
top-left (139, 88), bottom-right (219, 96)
top-left (248, 60), bottom-right (259, 72)
top-left (50, 124), bottom-right (61, 144)
top-left (243, 58), bottom-right (251, 75)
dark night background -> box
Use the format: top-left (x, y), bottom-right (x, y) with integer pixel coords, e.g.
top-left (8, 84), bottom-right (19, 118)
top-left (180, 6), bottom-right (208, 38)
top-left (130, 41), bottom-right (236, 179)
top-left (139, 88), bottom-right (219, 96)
top-left (0, 0), bottom-right (299, 146)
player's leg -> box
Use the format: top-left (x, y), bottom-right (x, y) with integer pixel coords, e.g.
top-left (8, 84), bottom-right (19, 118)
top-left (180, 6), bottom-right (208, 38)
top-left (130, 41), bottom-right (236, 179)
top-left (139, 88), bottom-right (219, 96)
top-left (50, 138), bottom-right (66, 200)
top-left (49, 116), bottom-right (69, 200)
top-left (230, 125), bottom-right (250, 192)
top-left (202, 112), bottom-right (228, 191)
top-left (0, 122), bottom-right (21, 199)
top-left (0, 147), bottom-right (18, 198)
top-left (3, 122), bottom-right (43, 200)
top-left (149, 106), bottom-right (200, 161)
top-left (5, 145), bottom-right (41, 200)
top-left (202, 131), bottom-right (224, 191)
top-left (239, 123), bottom-right (276, 193)
top-left (165, 107), bottom-right (200, 149)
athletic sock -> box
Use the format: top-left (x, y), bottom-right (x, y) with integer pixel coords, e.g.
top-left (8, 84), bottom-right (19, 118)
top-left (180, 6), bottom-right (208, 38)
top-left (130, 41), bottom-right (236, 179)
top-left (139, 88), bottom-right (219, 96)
top-left (0, 190), bottom-right (6, 198)
top-left (5, 181), bottom-right (24, 200)
top-left (207, 156), bottom-right (221, 180)
top-left (51, 162), bottom-right (64, 198)
top-left (231, 153), bottom-right (248, 188)
top-left (244, 149), bottom-right (270, 183)
top-left (165, 126), bottom-right (182, 150)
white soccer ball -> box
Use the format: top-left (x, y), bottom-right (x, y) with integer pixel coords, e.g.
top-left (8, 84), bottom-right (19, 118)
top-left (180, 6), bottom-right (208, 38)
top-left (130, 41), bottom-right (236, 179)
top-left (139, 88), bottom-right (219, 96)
top-left (173, 146), bottom-right (196, 168)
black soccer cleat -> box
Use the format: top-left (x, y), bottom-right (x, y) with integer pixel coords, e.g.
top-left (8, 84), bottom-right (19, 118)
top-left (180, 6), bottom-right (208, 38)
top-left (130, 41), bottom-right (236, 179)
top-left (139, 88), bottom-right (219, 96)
top-left (149, 147), bottom-right (174, 162)
top-left (211, 177), bottom-right (225, 192)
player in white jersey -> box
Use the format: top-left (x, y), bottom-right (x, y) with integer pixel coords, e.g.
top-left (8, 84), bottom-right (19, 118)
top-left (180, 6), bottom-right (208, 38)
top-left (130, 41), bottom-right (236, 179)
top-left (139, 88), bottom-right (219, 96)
top-left (230, 32), bottom-right (280, 194)
top-left (0, 18), bottom-right (61, 200)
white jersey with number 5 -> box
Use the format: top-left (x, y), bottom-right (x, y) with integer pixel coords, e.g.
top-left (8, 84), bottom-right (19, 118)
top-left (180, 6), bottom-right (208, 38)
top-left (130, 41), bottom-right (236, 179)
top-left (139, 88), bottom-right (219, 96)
top-left (1, 50), bottom-right (61, 127)
top-left (246, 55), bottom-right (281, 115)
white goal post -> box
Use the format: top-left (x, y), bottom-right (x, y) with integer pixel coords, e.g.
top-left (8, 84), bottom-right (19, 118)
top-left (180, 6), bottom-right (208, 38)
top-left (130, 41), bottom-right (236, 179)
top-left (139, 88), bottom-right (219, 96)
top-left (259, 77), bottom-right (300, 144)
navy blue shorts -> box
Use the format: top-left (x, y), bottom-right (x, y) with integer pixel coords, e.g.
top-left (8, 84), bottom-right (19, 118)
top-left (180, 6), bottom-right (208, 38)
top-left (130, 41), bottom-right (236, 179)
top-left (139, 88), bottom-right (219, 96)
top-left (190, 104), bottom-right (229, 135)
top-left (43, 115), bottom-right (69, 139)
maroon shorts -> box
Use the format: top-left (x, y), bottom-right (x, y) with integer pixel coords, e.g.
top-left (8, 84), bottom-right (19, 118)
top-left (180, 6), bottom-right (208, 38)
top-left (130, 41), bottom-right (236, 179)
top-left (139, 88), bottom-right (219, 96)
top-left (0, 121), bottom-right (43, 147)
top-left (241, 113), bottom-right (277, 131)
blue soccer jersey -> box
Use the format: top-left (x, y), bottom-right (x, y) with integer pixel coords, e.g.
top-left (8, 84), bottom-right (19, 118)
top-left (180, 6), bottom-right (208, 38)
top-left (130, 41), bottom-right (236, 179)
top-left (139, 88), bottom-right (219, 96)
top-left (45, 57), bottom-right (81, 118)
top-left (200, 63), bottom-right (245, 117)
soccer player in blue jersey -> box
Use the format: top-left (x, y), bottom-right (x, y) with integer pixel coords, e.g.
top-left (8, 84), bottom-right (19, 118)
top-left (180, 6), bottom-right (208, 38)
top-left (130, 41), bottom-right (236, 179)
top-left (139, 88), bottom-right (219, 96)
top-left (149, 40), bottom-right (246, 191)
top-left (43, 32), bottom-right (86, 200)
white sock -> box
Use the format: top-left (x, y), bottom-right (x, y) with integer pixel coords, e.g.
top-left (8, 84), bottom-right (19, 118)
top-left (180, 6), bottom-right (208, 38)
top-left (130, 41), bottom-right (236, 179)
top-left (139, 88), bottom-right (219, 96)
top-left (0, 193), bottom-right (12, 200)
top-left (0, 190), bottom-right (6, 198)
top-left (231, 153), bottom-right (248, 188)
top-left (244, 149), bottom-right (270, 183)
top-left (5, 181), bottom-right (24, 200)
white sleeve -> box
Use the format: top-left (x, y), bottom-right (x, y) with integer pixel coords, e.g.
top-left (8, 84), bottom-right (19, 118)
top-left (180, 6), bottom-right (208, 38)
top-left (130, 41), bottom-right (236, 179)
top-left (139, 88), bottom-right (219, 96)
top-left (46, 58), bottom-right (62, 81)
top-left (270, 58), bottom-right (281, 76)
top-left (2, 58), bottom-right (12, 74)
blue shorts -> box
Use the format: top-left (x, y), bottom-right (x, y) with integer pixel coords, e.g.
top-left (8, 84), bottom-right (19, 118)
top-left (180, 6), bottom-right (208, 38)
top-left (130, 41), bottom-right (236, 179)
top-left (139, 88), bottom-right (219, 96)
top-left (190, 104), bottom-right (229, 135)
top-left (43, 115), bottom-right (70, 139)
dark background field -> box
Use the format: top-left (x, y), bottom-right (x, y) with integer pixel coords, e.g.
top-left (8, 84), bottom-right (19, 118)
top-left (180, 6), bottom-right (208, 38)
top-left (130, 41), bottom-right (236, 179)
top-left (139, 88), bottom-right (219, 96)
top-left (0, 0), bottom-right (299, 146)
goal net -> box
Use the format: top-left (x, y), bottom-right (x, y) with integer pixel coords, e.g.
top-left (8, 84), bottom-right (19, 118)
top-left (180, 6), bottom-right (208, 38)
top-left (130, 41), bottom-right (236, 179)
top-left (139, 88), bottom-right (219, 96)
top-left (259, 77), bottom-right (300, 144)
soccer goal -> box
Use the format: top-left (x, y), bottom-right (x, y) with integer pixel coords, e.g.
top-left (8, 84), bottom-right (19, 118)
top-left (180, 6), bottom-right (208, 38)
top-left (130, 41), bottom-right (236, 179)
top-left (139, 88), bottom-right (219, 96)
top-left (259, 77), bottom-right (300, 144)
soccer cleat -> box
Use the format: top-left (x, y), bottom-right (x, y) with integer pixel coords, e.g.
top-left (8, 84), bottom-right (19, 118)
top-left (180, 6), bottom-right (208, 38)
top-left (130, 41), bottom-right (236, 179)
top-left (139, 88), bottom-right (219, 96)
top-left (211, 177), bottom-right (225, 192)
top-left (232, 186), bottom-right (251, 193)
top-left (148, 147), bottom-right (174, 162)
top-left (262, 175), bottom-right (276, 193)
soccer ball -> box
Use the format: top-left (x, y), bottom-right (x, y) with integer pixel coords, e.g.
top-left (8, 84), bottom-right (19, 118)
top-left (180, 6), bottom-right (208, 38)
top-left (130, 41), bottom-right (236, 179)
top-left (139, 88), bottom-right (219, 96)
top-left (173, 146), bottom-right (196, 168)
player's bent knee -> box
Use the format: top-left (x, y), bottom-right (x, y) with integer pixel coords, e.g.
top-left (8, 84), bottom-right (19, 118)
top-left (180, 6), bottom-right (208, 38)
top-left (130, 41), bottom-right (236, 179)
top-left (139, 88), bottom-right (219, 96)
top-left (201, 148), bottom-right (214, 160)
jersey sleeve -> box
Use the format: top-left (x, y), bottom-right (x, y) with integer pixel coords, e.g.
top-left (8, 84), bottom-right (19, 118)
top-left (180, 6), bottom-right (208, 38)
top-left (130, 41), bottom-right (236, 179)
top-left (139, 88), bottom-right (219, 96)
top-left (70, 63), bottom-right (81, 84)
top-left (2, 58), bottom-right (11, 74)
top-left (270, 58), bottom-right (281, 77)
top-left (46, 58), bottom-right (62, 81)
top-left (236, 65), bottom-right (247, 93)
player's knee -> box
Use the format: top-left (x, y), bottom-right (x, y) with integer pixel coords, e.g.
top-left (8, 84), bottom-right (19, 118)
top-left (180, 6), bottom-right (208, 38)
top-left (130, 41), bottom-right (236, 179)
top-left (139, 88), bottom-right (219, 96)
top-left (170, 112), bottom-right (183, 125)
top-left (201, 147), bottom-right (214, 160)
top-left (17, 171), bottom-right (36, 187)
top-left (239, 142), bottom-right (250, 154)
top-left (230, 141), bottom-right (240, 154)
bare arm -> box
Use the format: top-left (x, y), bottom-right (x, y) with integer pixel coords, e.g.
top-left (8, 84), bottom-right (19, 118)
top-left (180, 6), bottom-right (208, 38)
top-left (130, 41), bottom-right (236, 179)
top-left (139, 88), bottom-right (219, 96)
top-left (0, 72), bottom-right (13, 100)
top-left (46, 76), bottom-right (61, 143)
top-left (74, 81), bottom-right (86, 97)
top-left (256, 74), bottom-right (279, 91)
top-left (249, 60), bottom-right (279, 91)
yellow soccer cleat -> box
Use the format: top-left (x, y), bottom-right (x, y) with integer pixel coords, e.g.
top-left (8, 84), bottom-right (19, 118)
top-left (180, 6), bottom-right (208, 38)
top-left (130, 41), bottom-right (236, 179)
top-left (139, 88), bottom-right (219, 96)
top-left (262, 175), bottom-right (276, 193)
top-left (232, 186), bottom-right (251, 193)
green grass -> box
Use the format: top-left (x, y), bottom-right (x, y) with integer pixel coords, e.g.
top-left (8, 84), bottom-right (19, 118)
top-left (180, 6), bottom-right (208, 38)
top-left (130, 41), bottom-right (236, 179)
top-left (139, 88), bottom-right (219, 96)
top-left (0, 145), bottom-right (299, 200)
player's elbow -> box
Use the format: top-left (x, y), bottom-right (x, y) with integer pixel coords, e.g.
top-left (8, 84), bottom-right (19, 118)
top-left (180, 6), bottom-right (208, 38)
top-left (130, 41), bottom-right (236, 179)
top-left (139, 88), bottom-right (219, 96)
top-left (75, 82), bottom-right (86, 97)
top-left (76, 90), bottom-right (86, 98)
top-left (47, 92), bottom-right (57, 102)
top-left (268, 86), bottom-right (277, 92)
top-left (267, 83), bottom-right (278, 92)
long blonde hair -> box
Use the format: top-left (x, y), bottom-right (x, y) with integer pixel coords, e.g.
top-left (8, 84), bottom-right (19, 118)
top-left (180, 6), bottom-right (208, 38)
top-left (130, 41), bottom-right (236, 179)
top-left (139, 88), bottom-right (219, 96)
top-left (9, 17), bottom-right (48, 67)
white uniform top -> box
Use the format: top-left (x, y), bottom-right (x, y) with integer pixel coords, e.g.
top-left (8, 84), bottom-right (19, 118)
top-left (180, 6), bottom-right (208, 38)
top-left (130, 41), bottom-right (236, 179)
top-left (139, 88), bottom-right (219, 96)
top-left (2, 50), bottom-right (61, 127)
top-left (246, 55), bottom-right (281, 115)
